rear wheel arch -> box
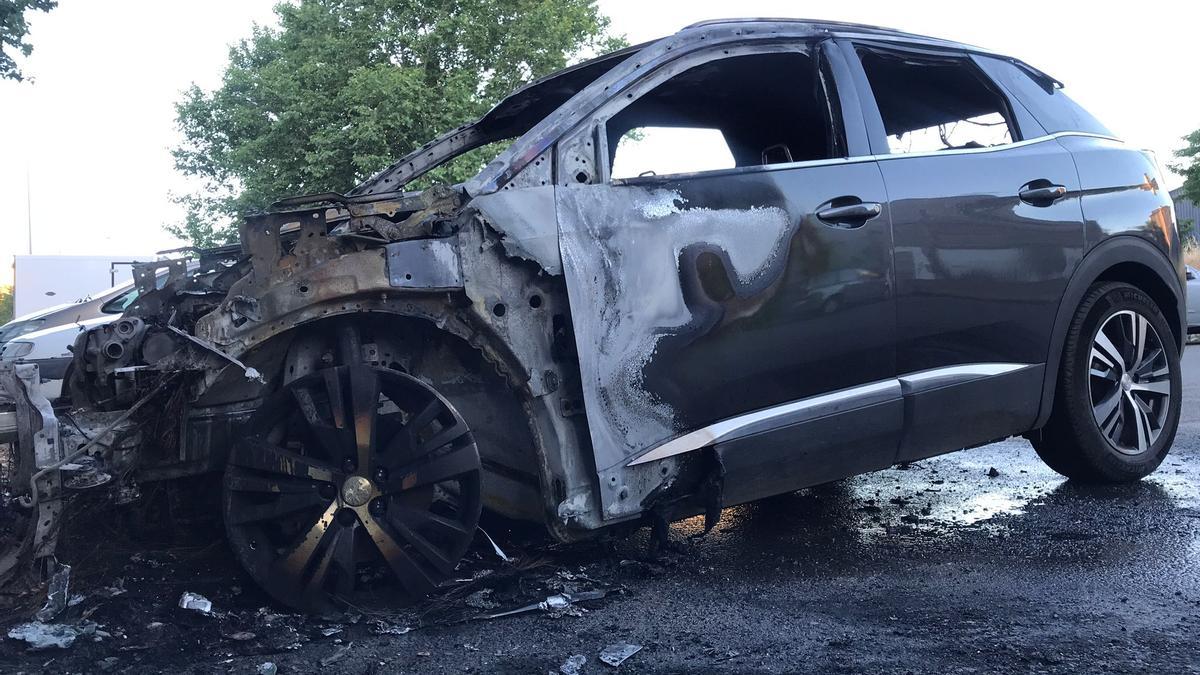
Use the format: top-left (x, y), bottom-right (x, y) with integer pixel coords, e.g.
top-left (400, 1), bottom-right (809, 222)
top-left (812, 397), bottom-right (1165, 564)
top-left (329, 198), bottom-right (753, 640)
top-left (1035, 236), bottom-right (1184, 430)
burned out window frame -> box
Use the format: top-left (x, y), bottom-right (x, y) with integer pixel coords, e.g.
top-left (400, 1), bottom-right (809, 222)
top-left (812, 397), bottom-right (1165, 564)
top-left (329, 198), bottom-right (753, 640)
top-left (554, 38), bottom-right (851, 188)
top-left (839, 39), bottom-right (1028, 158)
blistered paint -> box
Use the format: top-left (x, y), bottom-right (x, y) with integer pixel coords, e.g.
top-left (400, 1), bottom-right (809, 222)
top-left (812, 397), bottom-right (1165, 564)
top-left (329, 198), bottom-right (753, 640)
top-left (557, 185), bottom-right (795, 472)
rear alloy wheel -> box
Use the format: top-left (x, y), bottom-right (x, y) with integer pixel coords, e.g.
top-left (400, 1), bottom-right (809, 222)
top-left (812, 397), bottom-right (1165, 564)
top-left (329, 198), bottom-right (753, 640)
top-left (1033, 282), bottom-right (1181, 482)
top-left (223, 363), bottom-right (481, 613)
top-left (1088, 310), bottom-right (1172, 454)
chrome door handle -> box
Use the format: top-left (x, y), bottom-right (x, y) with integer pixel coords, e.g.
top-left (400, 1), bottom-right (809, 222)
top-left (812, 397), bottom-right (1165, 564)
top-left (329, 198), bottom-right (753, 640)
top-left (816, 202), bottom-right (882, 228)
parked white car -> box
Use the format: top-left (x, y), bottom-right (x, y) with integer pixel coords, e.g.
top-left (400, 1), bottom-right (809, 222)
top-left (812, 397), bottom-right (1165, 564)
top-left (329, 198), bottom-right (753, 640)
top-left (0, 279), bottom-right (140, 348)
top-left (0, 315), bottom-right (119, 399)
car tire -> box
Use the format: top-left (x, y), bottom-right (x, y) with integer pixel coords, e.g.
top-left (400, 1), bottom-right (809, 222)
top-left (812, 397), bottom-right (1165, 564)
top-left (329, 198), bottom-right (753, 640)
top-left (1032, 282), bottom-right (1181, 482)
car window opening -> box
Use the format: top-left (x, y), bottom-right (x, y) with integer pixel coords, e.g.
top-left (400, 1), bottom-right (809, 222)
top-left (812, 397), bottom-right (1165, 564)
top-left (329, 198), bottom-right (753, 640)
top-left (607, 51), bottom-right (841, 180)
top-left (858, 49), bottom-right (1016, 154)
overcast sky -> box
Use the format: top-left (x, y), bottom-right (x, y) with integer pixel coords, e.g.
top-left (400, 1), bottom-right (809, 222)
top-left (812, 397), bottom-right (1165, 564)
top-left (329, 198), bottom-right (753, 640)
top-left (1, 0), bottom-right (1196, 285)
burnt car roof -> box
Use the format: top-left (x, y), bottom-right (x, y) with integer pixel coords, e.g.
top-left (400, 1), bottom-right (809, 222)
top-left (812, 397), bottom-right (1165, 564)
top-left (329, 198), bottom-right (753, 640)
top-left (347, 18), bottom-right (1056, 199)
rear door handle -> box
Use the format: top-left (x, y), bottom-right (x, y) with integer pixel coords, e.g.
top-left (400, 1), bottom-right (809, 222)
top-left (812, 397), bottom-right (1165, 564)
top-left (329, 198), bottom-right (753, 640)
top-left (816, 201), bottom-right (882, 228)
top-left (1018, 183), bottom-right (1067, 206)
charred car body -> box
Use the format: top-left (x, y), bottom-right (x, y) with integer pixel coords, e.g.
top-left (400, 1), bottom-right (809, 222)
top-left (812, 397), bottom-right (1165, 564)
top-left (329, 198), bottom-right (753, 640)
top-left (1, 19), bottom-right (1185, 612)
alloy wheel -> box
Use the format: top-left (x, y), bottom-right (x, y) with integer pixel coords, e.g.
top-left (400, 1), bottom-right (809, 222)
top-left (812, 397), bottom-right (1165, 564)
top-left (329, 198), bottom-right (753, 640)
top-left (1088, 309), bottom-right (1173, 455)
top-left (223, 364), bottom-right (481, 612)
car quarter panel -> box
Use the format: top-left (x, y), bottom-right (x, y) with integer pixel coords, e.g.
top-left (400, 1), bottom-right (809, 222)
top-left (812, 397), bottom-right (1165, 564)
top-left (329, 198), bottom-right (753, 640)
top-left (1054, 135), bottom-right (1182, 267)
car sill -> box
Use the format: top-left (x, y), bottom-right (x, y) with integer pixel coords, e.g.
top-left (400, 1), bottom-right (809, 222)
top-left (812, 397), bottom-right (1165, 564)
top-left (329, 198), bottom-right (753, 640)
top-left (626, 362), bottom-right (1036, 466)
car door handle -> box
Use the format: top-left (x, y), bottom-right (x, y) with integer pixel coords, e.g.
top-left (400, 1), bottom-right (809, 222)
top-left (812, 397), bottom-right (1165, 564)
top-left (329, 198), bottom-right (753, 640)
top-left (815, 201), bottom-right (882, 228)
top-left (1018, 183), bottom-right (1067, 206)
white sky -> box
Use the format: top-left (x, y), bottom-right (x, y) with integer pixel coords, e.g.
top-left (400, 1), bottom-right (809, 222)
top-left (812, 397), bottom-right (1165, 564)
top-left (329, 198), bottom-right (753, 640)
top-left (1, 0), bottom-right (1196, 285)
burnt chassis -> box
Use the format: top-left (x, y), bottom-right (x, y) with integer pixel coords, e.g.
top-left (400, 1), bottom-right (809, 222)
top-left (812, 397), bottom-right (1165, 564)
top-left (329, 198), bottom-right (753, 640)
top-left (0, 183), bottom-right (723, 587)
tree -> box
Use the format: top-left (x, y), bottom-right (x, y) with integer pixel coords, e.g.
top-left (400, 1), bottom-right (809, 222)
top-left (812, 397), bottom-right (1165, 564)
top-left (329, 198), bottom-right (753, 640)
top-left (169, 0), bottom-right (624, 246)
top-left (0, 284), bottom-right (13, 323)
top-left (1, 0), bottom-right (56, 82)
top-left (1171, 128), bottom-right (1200, 244)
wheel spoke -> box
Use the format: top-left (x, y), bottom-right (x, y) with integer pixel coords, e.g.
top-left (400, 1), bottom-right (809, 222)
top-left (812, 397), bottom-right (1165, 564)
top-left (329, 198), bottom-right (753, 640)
top-left (1090, 362), bottom-right (1119, 382)
top-left (231, 437), bottom-right (339, 483)
top-left (323, 368), bottom-right (348, 429)
top-left (301, 520), bottom-right (356, 599)
top-left (419, 417), bottom-right (471, 454)
top-left (272, 501), bottom-right (341, 588)
top-left (1093, 330), bottom-right (1125, 372)
top-left (1132, 346), bottom-right (1164, 378)
top-left (1093, 391), bottom-right (1123, 442)
top-left (1124, 391), bottom-right (1153, 453)
top-left (1132, 313), bottom-right (1149, 371)
top-left (348, 365), bottom-right (380, 472)
top-left (226, 472), bottom-right (324, 494)
top-left (292, 386), bottom-right (355, 460)
top-left (390, 504), bottom-right (473, 539)
top-left (1130, 379), bottom-right (1170, 396)
top-left (357, 509), bottom-right (439, 597)
top-left (385, 513), bottom-right (457, 575)
top-left (328, 520), bottom-right (359, 597)
top-left (383, 444), bottom-right (480, 494)
top-left (226, 490), bottom-right (329, 525)
top-left (383, 396), bottom-right (441, 462)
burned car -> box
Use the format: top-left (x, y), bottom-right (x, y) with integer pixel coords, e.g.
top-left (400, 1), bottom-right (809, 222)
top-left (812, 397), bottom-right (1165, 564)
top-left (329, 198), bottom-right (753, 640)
top-left (1, 19), bottom-right (1185, 612)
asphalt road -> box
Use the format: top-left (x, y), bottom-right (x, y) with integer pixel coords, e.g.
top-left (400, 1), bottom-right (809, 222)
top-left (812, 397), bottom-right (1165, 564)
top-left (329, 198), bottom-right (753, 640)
top-left (4, 351), bottom-right (1200, 673)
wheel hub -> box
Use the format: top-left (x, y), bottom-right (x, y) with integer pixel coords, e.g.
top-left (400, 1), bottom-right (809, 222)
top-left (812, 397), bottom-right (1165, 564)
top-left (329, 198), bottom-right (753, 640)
top-left (341, 475), bottom-right (374, 507)
top-left (1120, 372), bottom-right (1133, 392)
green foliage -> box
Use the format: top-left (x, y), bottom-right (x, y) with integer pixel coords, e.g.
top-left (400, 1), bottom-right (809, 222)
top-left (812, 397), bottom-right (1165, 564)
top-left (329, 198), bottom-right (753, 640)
top-left (1172, 129), bottom-right (1200, 207)
top-left (0, 0), bottom-right (56, 82)
top-left (170, 0), bottom-right (624, 247)
top-left (0, 284), bottom-right (13, 323)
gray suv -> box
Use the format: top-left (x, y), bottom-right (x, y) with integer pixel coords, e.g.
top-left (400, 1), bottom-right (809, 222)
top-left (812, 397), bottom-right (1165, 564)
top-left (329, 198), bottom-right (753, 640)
top-left (1, 19), bottom-right (1184, 613)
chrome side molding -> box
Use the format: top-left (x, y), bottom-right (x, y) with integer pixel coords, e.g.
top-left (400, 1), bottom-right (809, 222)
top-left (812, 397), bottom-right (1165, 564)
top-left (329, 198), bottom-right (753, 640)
top-left (626, 362), bottom-right (1036, 466)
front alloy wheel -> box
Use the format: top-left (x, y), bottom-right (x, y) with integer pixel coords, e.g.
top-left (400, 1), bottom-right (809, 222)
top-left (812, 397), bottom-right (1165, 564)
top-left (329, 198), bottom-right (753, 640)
top-left (223, 363), bottom-right (481, 613)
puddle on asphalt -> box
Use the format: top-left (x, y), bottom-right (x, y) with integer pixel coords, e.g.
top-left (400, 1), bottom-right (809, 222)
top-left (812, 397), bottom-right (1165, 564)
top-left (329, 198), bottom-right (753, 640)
top-left (665, 436), bottom-right (1198, 551)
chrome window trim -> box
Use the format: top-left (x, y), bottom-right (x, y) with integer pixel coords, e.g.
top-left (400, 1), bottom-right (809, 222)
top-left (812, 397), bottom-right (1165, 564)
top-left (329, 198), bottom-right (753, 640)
top-left (611, 131), bottom-right (1121, 187)
top-left (626, 362), bottom-right (1038, 466)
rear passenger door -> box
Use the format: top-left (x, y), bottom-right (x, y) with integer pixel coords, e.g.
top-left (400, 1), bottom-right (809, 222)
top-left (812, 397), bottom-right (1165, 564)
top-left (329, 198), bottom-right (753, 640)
top-left (840, 40), bottom-right (1086, 461)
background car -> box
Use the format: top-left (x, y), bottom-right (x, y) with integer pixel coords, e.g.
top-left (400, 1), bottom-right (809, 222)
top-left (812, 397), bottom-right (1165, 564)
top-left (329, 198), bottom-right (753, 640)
top-left (0, 315), bottom-right (117, 399)
top-left (0, 278), bottom-right (141, 348)
top-left (0, 273), bottom-right (158, 399)
top-left (1187, 265), bottom-right (1199, 339)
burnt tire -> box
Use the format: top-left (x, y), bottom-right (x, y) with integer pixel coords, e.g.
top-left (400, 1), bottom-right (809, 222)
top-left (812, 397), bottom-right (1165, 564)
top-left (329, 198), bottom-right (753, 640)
top-left (1032, 282), bottom-right (1181, 482)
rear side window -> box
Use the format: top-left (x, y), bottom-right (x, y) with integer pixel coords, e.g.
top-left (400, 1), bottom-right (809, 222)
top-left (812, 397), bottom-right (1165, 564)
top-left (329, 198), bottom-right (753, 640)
top-left (973, 55), bottom-right (1114, 138)
top-left (857, 48), bottom-right (1016, 154)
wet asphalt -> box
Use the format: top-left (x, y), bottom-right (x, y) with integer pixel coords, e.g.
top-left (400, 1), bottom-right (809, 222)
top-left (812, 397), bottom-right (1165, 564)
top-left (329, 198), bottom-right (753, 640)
top-left (5, 351), bottom-right (1200, 673)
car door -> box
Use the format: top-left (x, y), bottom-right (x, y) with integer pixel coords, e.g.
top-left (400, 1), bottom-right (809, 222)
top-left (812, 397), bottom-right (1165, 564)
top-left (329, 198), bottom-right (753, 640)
top-left (840, 40), bottom-right (1086, 461)
top-left (554, 40), bottom-right (903, 513)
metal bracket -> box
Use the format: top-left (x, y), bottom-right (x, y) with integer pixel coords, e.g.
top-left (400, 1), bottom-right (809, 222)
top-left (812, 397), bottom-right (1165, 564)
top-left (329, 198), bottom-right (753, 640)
top-left (385, 237), bottom-right (464, 289)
